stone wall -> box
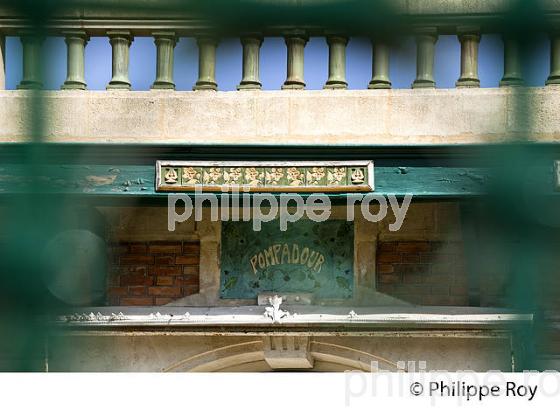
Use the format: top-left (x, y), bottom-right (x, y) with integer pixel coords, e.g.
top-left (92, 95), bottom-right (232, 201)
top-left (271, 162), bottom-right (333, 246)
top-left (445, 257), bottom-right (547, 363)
top-left (1, 88), bottom-right (559, 145)
top-left (46, 333), bottom-right (514, 372)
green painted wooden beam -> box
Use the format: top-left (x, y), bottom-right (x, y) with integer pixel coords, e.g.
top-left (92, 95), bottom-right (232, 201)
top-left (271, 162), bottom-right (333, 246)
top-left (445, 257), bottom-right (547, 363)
top-left (1, 144), bottom-right (558, 202)
top-left (0, 163), bottom-right (506, 198)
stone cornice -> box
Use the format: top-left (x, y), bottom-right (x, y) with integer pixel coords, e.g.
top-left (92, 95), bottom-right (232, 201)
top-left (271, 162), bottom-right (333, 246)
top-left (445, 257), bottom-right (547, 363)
top-left (53, 305), bottom-right (534, 332)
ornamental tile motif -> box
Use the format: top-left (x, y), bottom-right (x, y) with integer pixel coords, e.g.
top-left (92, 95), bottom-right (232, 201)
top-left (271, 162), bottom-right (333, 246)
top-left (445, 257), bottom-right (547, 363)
top-left (220, 219), bottom-right (354, 299)
top-left (156, 161), bottom-right (374, 192)
top-left (245, 167), bottom-right (264, 186)
top-left (265, 167), bottom-right (284, 185)
top-left (203, 167), bottom-right (222, 185)
top-left (327, 167), bottom-right (346, 185)
top-left (286, 167), bottom-right (305, 186)
top-left (182, 167), bottom-right (202, 185)
top-left (224, 167), bottom-right (243, 184)
top-left (306, 167), bottom-right (326, 185)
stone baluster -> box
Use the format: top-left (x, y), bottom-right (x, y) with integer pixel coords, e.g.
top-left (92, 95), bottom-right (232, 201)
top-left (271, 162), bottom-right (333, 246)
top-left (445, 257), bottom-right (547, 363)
top-left (412, 27), bottom-right (438, 89)
top-left (282, 31), bottom-right (308, 90)
top-left (0, 35), bottom-right (5, 90)
top-left (456, 26), bottom-right (481, 88)
top-left (107, 30), bottom-right (133, 90)
top-left (546, 31), bottom-right (560, 86)
top-left (151, 32), bottom-right (177, 90)
top-left (17, 32), bottom-right (43, 90)
top-left (193, 37), bottom-right (218, 91)
top-left (500, 34), bottom-right (523, 87)
top-left (368, 41), bottom-right (391, 89)
top-left (238, 35), bottom-right (263, 90)
top-left (324, 35), bottom-right (348, 89)
top-left (500, 35), bottom-right (524, 87)
top-left (62, 31), bottom-right (89, 90)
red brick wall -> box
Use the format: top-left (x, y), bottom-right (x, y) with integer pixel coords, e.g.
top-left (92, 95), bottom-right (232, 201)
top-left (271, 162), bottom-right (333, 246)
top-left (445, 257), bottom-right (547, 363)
top-left (377, 241), bottom-right (504, 306)
top-left (107, 241), bottom-right (200, 306)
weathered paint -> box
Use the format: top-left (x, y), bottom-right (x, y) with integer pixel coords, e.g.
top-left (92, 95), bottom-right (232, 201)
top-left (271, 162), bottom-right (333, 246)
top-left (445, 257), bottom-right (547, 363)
top-left (0, 164), bottom-right (501, 198)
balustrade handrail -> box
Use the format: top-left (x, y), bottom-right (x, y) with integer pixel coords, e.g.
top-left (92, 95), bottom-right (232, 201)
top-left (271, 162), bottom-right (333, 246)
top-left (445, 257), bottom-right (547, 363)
top-left (0, 0), bottom-right (560, 91)
top-left (1, 1), bottom-right (560, 35)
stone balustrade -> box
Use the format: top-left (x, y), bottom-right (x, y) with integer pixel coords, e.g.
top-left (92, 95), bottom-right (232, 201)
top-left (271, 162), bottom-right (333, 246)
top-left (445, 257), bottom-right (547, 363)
top-left (1, 0), bottom-right (560, 91)
top-left (1, 27), bottom-right (559, 91)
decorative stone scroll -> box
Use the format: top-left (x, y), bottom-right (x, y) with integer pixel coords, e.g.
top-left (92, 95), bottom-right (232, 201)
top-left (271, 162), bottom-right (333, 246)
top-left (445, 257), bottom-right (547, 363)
top-left (156, 161), bottom-right (374, 192)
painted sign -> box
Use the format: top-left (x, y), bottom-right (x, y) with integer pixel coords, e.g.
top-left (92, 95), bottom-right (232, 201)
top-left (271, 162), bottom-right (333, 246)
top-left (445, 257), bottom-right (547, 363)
top-left (156, 161), bottom-right (373, 192)
top-left (220, 219), bottom-right (354, 299)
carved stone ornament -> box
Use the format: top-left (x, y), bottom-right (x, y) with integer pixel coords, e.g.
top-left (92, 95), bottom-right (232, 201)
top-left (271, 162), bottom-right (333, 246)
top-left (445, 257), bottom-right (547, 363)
top-left (264, 294), bottom-right (289, 323)
top-left (60, 311), bottom-right (128, 322)
top-left (59, 311), bottom-right (192, 323)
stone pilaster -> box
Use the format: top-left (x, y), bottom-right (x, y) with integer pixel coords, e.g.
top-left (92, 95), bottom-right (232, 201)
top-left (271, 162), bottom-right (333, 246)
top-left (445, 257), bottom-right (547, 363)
top-left (151, 32), bottom-right (177, 90)
top-left (546, 31), bottom-right (560, 86)
top-left (282, 31), bottom-right (308, 90)
top-left (456, 26), bottom-right (481, 88)
top-left (368, 41), bottom-right (391, 89)
top-left (17, 32), bottom-right (43, 90)
top-left (237, 35), bottom-right (262, 90)
top-left (324, 35), bottom-right (348, 89)
top-left (500, 35), bottom-right (524, 87)
top-left (412, 27), bottom-right (437, 89)
top-left (193, 37), bottom-right (218, 91)
top-left (62, 31), bottom-right (89, 90)
top-left (107, 30), bottom-right (133, 90)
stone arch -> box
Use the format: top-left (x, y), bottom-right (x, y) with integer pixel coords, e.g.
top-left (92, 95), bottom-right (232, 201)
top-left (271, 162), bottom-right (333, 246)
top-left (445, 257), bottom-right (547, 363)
top-left (163, 338), bottom-right (400, 372)
top-left (163, 340), bottom-right (264, 372)
top-left (309, 341), bottom-right (400, 371)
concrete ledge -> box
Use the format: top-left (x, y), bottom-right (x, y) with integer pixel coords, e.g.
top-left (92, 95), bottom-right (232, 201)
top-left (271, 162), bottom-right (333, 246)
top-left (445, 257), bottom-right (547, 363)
top-left (1, 88), bottom-right (559, 146)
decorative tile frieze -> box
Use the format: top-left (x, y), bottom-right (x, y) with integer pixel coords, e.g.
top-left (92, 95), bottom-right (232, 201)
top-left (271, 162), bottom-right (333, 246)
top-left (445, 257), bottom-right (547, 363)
top-left (156, 161), bottom-right (374, 192)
